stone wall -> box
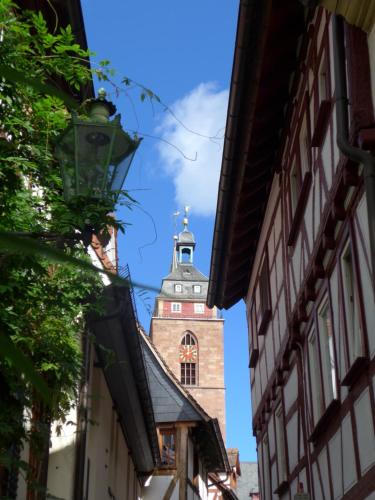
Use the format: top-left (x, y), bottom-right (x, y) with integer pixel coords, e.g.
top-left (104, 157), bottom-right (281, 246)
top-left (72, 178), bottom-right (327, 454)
top-left (150, 316), bottom-right (226, 440)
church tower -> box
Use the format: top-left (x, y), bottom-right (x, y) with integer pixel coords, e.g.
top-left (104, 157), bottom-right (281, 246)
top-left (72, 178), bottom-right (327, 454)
top-left (150, 212), bottom-right (226, 439)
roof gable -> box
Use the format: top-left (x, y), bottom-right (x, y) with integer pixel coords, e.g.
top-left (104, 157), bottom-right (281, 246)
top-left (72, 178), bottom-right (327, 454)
top-left (142, 337), bottom-right (202, 423)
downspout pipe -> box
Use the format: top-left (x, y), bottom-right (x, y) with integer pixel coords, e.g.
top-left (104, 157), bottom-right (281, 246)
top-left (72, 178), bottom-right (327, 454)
top-left (332, 14), bottom-right (375, 286)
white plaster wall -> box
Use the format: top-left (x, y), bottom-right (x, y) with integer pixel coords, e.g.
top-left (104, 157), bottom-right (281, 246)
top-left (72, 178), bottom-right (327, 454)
top-left (275, 244), bottom-right (283, 295)
top-left (354, 388), bottom-right (375, 475)
top-left (83, 356), bottom-right (140, 500)
top-left (342, 413), bottom-right (357, 494)
top-left (271, 461), bottom-right (278, 500)
top-left (87, 244), bottom-right (111, 286)
top-left (16, 439), bottom-right (29, 500)
top-left (321, 126), bottom-right (333, 190)
top-left (268, 414), bottom-right (276, 458)
top-left (278, 292), bottom-right (287, 345)
top-left (246, 175), bottom-right (281, 299)
top-left (354, 195), bottom-right (375, 358)
top-left (142, 476), bottom-right (178, 500)
top-left (106, 229), bottom-right (117, 268)
top-left (265, 329), bottom-right (275, 382)
top-left (286, 412), bottom-right (298, 473)
top-left (312, 446), bottom-right (330, 500)
top-left (47, 406), bottom-right (78, 499)
top-left (313, 171), bottom-right (321, 242)
top-left (292, 233), bottom-right (303, 292)
top-left (259, 354), bottom-right (267, 401)
top-left (329, 413), bottom-right (357, 499)
top-left (284, 366), bottom-right (298, 415)
top-left (299, 419), bottom-right (304, 461)
top-left (273, 308), bottom-right (281, 355)
top-left (188, 437), bottom-right (194, 480)
top-left (270, 266), bottom-right (278, 311)
top-left (329, 265), bottom-right (347, 388)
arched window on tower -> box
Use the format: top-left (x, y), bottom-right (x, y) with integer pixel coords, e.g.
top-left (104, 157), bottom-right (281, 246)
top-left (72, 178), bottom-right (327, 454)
top-left (180, 247), bottom-right (192, 263)
top-left (179, 332), bottom-right (198, 386)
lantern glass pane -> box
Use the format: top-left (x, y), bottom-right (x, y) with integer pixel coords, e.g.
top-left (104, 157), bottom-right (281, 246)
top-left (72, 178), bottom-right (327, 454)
top-left (107, 129), bottom-right (140, 199)
top-left (75, 123), bottom-right (115, 199)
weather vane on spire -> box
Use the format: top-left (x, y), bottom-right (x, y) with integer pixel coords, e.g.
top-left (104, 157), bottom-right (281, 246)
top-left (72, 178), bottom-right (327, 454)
top-left (183, 206), bottom-right (190, 230)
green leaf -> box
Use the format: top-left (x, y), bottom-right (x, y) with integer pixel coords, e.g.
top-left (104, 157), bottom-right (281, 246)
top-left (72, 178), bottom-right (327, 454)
top-left (0, 65), bottom-right (79, 109)
top-left (0, 232), bottom-right (159, 293)
top-left (0, 330), bottom-right (51, 404)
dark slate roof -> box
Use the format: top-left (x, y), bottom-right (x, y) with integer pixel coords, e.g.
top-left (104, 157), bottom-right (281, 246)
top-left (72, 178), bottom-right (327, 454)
top-left (177, 229), bottom-right (195, 244)
top-left (236, 462), bottom-right (259, 499)
top-left (139, 329), bottom-right (211, 420)
top-left (163, 263), bottom-right (208, 283)
top-left (141, 336), bottom-right (202, 423)
top-left (159, 263), bottom-right (209, 300)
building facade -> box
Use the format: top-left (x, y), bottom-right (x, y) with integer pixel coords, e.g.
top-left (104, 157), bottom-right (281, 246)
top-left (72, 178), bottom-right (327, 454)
top-left (36, 231), bottom-right (230, 500)
top-left (208, 1), bottom-right (375, 499)
top-left (151, 217), bottom-right (226, 439)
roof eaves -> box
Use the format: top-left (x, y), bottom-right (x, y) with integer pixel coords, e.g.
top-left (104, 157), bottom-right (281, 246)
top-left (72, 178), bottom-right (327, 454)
top-left (207, 0), bottom-right (271, 309)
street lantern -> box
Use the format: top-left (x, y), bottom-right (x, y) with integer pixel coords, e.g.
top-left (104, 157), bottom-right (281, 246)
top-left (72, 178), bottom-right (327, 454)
top-left (55, 88), bottom-right (141, 204)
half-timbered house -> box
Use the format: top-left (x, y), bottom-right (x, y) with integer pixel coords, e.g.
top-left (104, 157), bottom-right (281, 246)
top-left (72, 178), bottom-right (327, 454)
top-left (208, 1), bottom-right (375, 498)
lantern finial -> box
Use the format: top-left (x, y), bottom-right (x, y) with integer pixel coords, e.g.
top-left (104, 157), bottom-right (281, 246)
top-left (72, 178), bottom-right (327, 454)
top-left (98, 88), bottom-right (107, 100)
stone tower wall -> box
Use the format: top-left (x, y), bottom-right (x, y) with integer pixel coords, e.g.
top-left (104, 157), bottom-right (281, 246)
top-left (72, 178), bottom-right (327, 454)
top-left (150, 315), bottom-right (226, 440)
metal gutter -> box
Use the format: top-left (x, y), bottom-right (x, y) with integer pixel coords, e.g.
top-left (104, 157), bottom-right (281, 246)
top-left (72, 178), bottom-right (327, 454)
top-left (89, 285), bottom-right (159, 473)
top-left (332, 15), bottom-right (375, 286)
top-left (207, 0), bottom-right (265, 308)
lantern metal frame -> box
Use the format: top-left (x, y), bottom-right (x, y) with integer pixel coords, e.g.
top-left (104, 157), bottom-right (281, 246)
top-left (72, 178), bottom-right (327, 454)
top-left (55, 88), bottom-right (141, 205)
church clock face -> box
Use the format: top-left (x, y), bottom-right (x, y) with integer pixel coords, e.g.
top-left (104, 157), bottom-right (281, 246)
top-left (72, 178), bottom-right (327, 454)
top-left (179, 344), bottom-right (198, 362)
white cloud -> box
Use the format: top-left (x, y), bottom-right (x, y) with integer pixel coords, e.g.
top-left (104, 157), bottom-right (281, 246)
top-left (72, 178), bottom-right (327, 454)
top-left (156, 82), bottom-right (228, 217)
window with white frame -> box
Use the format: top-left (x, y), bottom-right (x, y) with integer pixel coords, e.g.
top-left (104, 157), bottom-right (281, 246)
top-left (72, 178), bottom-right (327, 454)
top-left (262, 435), bottom-right (271, 499)
top-left (307, 328), bottom-right (324, 425)
top-left (171, 302), bottom-right (181, 313)
top-left (275, 404), bottom-right (287, 486)
top-left (307, 296), bottom-right (339, 434)
top-left (317, 296), bottom-right (338, 405)
top-left (341, 240), bottom-right (364, 366)
top-left (194, 303), bottom-right (204, 314)
top-left (193, 285), bottom-right (201, 294)
top-left (159, 428), bottom-right (176, 467)
top-left (174, 284), bottom-right (182, 293)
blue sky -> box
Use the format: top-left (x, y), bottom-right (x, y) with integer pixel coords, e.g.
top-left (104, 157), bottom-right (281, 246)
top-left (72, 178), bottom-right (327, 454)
top-left (82, 0), bottom-right (257, 461)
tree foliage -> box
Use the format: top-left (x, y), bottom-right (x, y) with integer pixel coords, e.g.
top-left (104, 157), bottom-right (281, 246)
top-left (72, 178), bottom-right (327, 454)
top-left (0, 0), bottom-right (121, 483)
